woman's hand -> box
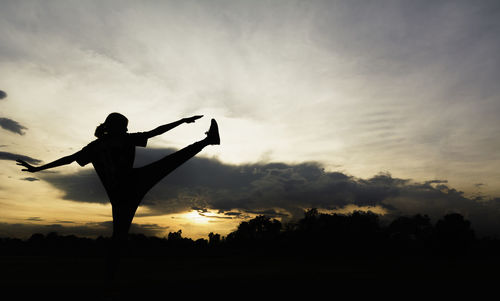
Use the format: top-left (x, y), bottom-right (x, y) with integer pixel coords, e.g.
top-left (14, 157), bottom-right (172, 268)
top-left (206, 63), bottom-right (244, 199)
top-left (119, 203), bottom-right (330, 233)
top-left (183, 115), bottom-right (203, 124)
top-left (16, 160), bottom-right (40, 173)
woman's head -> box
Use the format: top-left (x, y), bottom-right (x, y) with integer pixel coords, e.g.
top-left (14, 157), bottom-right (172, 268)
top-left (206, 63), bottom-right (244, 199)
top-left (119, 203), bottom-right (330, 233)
top-left (94, 112), bottom-right (128, 138)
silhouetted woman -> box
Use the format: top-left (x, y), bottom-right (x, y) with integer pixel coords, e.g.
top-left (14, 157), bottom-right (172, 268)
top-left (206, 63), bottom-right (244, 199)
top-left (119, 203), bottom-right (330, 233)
top-left (17, 113), bottom-right (220, 279)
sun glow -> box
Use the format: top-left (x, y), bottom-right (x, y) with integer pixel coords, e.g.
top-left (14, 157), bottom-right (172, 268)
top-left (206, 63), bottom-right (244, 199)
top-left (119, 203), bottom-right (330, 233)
top-left (329, 205), bottom-right (388, 215)
top-left (180, 210), bottom-right (227, 225)
top-left (162, 209), bottom-right (243, 240)
top-left (183, 210), bottom-right (211, 224)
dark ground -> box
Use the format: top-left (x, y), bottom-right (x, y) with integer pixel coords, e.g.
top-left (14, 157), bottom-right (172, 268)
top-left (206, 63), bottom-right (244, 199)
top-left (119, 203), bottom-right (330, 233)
top-left (1, 251), bottom-right (499, 300)
top-left (2, 211), bottom-right (499, 299)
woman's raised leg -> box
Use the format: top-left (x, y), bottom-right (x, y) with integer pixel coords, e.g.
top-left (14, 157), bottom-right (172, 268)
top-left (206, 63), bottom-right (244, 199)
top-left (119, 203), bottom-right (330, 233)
top-left (134, 119), bottom-right (219, 198)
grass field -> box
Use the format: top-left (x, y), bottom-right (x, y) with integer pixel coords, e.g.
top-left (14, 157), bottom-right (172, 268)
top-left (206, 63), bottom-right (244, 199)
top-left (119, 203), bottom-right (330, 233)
top-left (2, 252), bottom-right (500, 286)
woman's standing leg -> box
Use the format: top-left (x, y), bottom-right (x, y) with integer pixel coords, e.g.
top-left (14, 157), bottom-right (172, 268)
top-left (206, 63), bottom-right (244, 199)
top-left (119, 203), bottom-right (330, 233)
top-left (107, 196), bottom-right (139, 282)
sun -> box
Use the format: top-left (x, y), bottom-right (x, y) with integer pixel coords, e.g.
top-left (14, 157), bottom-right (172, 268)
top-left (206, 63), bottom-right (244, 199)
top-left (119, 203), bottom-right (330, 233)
top-left (183, 210), bottom-right (211, 224)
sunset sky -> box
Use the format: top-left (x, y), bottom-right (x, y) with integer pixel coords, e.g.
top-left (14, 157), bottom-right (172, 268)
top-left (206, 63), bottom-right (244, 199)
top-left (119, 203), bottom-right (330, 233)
top-left (1, 0), bottom-right (500, 239)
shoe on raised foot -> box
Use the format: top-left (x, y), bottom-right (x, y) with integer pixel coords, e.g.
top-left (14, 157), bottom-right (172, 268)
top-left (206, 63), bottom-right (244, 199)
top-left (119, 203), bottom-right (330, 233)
top-left (205, 119), bottom-right (220, 145)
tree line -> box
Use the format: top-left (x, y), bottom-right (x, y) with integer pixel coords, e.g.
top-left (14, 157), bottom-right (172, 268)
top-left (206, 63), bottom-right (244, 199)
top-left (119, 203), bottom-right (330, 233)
top-left (1, 209), bottom-right (500, 258)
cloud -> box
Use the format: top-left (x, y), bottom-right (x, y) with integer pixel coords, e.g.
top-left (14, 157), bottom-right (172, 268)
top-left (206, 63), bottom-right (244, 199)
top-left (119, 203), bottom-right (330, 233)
top-left (42, 167), bottom-right (107, 204)
top-left (89, 221), bottom-right (169, 237)
top-left (0, 90), bottom-right (6, 100)
top-left (0, 117), bottom-right (27, 135)
top-left (0, 151), bottom-right (42, 165)
top-left (21, 177), bottom-right (39, 182)
top-left (26, 217), bottom-right (43, 222)
top-left (0, 221), bottom-right (168, 239)
top-left (40, 147), bottom-right (500, 237)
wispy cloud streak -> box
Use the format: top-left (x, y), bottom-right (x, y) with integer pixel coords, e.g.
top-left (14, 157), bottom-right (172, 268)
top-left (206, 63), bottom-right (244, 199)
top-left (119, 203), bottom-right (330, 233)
top-left (0, 151), bottom-right (41, 165)
top-left (0, 117), bottom-right (27, 135)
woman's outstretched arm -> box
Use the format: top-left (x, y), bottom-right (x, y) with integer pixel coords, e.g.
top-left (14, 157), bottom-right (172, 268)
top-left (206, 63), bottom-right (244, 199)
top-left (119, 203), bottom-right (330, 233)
top-left (17, 153), bottom-right (78, 173)
top-left (144, 115), bottom-right (203, 139)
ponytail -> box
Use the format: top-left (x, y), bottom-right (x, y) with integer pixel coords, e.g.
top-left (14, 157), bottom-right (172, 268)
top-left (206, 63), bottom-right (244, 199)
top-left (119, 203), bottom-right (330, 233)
top-left (94, 123), bottom-right (107, 138)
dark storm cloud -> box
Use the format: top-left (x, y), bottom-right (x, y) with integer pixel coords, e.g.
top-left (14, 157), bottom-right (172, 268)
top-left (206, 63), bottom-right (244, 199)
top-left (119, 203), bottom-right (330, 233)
top-left (0, 117), bottom-right (27, 135)
top-left (87, 221), bottom-right (169, 237)
top-left (40, 147), bottom-right (500, 237)
top-left (0, 151), bottom-right (41, 165)
top-left (0, 221), bottom-right (168, 239)
top-left (42, 167), bottom-right (107, 204)
top-left (0, 90), bottom-right (6, 100)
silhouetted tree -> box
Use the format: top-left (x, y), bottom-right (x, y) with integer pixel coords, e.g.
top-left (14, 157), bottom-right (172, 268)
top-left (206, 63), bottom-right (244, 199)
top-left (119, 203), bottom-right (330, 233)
top-left (28, 233), bottom-right (44, 245)
top-left (5, 210), bottom-right (500, 266)
top-left (289, 209), bottom-right (384, 254)
top-left (208, 232), bottom-right (221, 246)
top-left (304, 208), bottom-right (319, 220)
top-left (347, 211), bottom-right (380, 233)
top-left (297, 208), bottom-right (321, 234)
top-left (226, 215), bottom-right (282, 245)
top-left (195, 238), bottom-right (208, 248)
top-left (435, 213), bottom-right (475, 255)
top-left (166, 229), bottom-right (195, 248)
top-left (168, 230), bottom-right (183, 241)
top-left (388, 214), bottom-right (433, 253)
